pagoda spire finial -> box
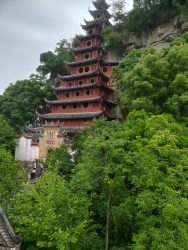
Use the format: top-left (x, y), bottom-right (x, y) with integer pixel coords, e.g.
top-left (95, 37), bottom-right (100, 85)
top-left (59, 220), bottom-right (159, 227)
top-left (92, 0), bottom-right (110, 10)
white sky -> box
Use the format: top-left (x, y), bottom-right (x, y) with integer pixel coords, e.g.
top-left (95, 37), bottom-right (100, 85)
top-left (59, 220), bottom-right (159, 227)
top-left (0, 0), bottom-right (133, 94)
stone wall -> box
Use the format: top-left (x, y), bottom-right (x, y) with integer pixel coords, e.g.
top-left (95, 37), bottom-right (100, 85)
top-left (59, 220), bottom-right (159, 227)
top-left (123, 15), bottom-right (188, 52)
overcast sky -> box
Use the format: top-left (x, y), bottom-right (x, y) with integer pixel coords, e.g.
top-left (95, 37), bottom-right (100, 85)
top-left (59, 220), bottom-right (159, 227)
top-left (0, 0), bottom-right (133, 94)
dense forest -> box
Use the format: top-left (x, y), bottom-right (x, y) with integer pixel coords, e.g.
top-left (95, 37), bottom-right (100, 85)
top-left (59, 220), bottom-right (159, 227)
top-left (1, 0), bottom-right (188, 249)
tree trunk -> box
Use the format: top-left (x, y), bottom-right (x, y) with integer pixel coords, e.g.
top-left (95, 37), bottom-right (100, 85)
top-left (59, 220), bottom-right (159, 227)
top-left (105, 187), bottom-right (112, 250)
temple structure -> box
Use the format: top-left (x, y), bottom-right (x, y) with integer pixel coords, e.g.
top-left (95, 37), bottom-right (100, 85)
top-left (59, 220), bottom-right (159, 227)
top-left (34, 0), bottom-right (119, 156)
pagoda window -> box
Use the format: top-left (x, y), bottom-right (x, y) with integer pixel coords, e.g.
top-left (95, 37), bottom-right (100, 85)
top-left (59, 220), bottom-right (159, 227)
top-left (79, 68), bottom-right (84, 73)
top-left (69, 82), bottom-right (72, 87)
top-left (66, 92), bottom-right (70, 98)
top-left (86, 90), bottom-right (91, 96)
top-left (87, 41), bottom-right (92, 47)
top-left (62, 104), bottom-right (67, 109)
top-left (89, 29), bottom-right (93, 35)
top-left (73, 104), bottom-right (77, 109)
top-left (83, 103), bottom-right (88, 108)
top-left (103, 67), bottom-right (108, 73)
top-left (97, 15), bottom-right (101, 19)
top-left (91, 78), bottom-right (95, 83)
top-left (79, 80), bottom-right (83, 85)
top-left (85, 54), bottom-right (90, 59)
top-left (76, 91), bottom-right (80, 97)
top-left (85, 66), bottom-right (89, 72)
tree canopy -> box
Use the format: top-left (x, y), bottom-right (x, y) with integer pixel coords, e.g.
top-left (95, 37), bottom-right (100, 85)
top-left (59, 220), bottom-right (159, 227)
top-left (9, 112), bottom-right (188, 249)
top-left (0, 78), bottom-right (51, 132)
top-left (37, 39), bottom-right (73, 80)
top-left (9, 172), bottom-right (90, 250)
top-left (0, 147), bottom-right (24, 209)
top-left (114, 33), bottom-right (188, 125)
top-left (45, 144), bottom-right (73, 179)
top-left (0, 115), bottom-right (16, 153)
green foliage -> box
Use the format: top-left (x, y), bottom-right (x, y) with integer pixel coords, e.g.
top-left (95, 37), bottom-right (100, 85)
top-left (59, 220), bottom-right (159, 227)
top-left (106, 0), bottom-right (184, 52)
top-left (37, 39), bottom-right (73, 79)
top-left (8, 112), bottom-right (188, 249)
top-left (45, 144), bottom-right (73, 179)
top-left (173, 0), bottom-right (188, 18)
top-left (73, 112), bottom-right (188, 249)
top-left (102, 26), bottom-right (124, 55)
top-left (114, 34), bottom-right (188, 124)
top-left (9, 172), bottom-right (90, 250)
top-left (112, 0), bottom-right (126, 23)
top-left (0, 78), bottom-right (51, 132)
top-left (0, 115), bottom-right (16, 152)
top-left (0, 147), bottom-right (24, 209)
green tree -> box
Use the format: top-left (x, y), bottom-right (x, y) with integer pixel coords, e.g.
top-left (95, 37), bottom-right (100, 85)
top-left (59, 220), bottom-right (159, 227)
top-left (37, 39), bottom-right (73, 80)
top-left (71, 111), bottom-right (188, 249)
top-left (0, 115), bottom-right (16, 153)
top-left (0, 78), bottom-right (51, 132)
top-left (124, 111), bottom-right (188, 249)
top-left (114, 33), bottom-right (188, 124)
top-left (45, 144), bottom-right (73, 179)
top-left (112, 0), bottom-right (126, 23)
top-left (9, 172), bottom-right (90, 250)
top-left (0, 147), bottom-right (24, 209)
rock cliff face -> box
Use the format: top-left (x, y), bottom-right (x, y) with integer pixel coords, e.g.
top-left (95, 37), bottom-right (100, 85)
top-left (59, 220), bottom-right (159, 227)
top-left (123, 15), bottom-right (188, 52)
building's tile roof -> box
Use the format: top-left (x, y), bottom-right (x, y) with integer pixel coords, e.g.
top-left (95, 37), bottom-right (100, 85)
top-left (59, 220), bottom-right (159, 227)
top-left (36, 111), bottom-right (103, 120)
top-left (0, 207), bottom-right (21, 249)
top-left (45, 96), bottom-right (101, 105)
top-left (64, 56), bottom-right (100, 67)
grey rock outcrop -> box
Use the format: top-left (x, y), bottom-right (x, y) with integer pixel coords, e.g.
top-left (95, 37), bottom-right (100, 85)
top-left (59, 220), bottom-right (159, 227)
top-left (123, 15), bottom-right (188, 52)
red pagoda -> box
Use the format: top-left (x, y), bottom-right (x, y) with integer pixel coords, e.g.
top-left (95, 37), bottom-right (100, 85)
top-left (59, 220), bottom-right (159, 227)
top-left (37, 0), bottom-right (118, 149)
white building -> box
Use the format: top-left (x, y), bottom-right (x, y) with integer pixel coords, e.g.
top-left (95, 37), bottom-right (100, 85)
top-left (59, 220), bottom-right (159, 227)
top-left (15, 132), bottom-right (40, 162)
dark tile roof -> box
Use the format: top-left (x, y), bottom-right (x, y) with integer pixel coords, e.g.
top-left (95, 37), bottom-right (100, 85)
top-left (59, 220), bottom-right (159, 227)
top-left (37, 111), bottom-right (103, 120)
top-left (76, 33), bottom-right (98, 41)
top-left (64, 56), bottom-right (100, 67)
top-left (52, 83), bottom-right (96, 91)
top-left (81, 18), bottom-right (111, 30)
top-left (58, 68), bottom-right (109, 81)
top-left (89, 9), bottom-right (111, 19)
top-left (0, 207), bottom-right (21, 249)
top-left (44, 96), bottom-right (101, 105)
top-left (71, 45), bottom-right (99, 54)
top-left (52, 82), bottom-right (114, 92)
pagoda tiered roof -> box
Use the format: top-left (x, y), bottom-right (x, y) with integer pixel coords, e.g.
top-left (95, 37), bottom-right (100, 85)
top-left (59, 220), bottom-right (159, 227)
top-left (58, 68), bottom-right (109, 81)
top-left (102, 59), bottom-right (120, 66)
top-left (45, 96), bottom-right (101, 105)
top-left (76, 33), bottom-right (99, 41)
top-left (52, 83), bottom-right (96, 91)
top-left (37, 0), bottom-right (118, 129)
top-left (89, 9), bottom-right (111, 19)
top-left (45, 96), bottom-right (116, 105)
top-left (84, 18), bottom-right (111, 26)
top-left (71, 45), bottom-right (100, 54)
top-left (81, 18), bottom-right (111, 30)
top-left (36, 111), bottom-right (103, 120)
top-left (52, 82), bottom-right (114, 92)
top-left (64, 56), bottom-right (100, 67)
